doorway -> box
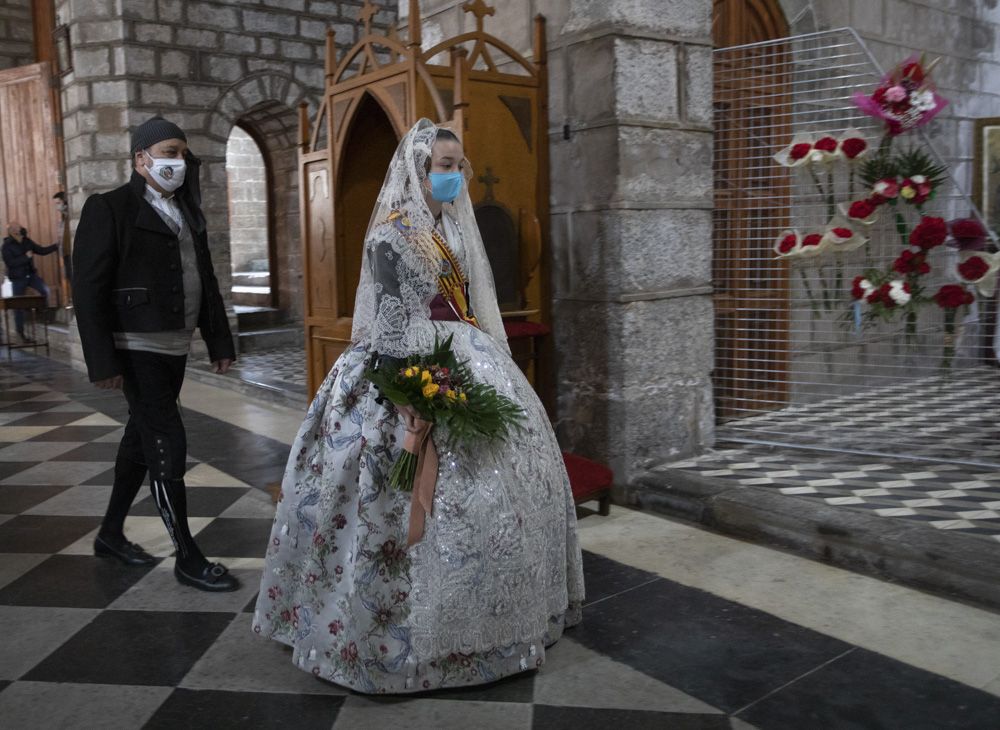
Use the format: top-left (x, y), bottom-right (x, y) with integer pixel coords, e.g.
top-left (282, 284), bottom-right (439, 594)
top-left (711, 0), bottom-right (791, 421)
top-left (226, 125), bottom-right (274, 310)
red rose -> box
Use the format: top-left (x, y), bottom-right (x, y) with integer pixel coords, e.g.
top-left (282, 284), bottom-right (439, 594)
top-left (909, 216), bottom-right (947, 250)
top-left (958, 255), bottom-right (990, 281)
top-left (814, 136), bottom-right (838, 153)
top-left (802, 233), bottom-right (822, 248)
top-left (934, 284), bottom-right (974, 309)
top-left (790, 142), bottom-right (812, 160)
top-left (778, 234), bottom-right (798, 253)
top-left (873, 87), bottom-right (887, 105)
top-left (840, 137), bottom-right (867, 159)
top-left (831, 227), bottom-right (853, 239)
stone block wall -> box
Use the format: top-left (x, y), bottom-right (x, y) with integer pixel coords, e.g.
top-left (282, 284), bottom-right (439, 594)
top-left (0, 0), bottom-right (33, 70)
top-left (56, 0), bottom-right (394, 337)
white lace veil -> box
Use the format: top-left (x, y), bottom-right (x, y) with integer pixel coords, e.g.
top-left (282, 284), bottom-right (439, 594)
top-left (351, 118), bottom-right (510, 356)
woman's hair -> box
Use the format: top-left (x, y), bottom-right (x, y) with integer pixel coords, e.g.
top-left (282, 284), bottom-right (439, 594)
top-left (424, 127), bottom-right (461, 173)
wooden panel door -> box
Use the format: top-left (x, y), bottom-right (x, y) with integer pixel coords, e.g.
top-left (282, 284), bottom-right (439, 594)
top-left (712, 0), bottom-right (791, 420)
top-left (0, 62), bottom-right (64, 305)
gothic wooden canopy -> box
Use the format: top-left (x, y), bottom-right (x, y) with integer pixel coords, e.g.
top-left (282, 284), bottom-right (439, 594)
top-left (298, 0), bottom-right (552, 399)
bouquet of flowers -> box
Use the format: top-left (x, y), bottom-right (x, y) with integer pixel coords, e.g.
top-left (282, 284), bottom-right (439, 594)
top-left (365, 334), bottom-right (524, 492)
top-left (852, 55), bottom-right (947, 136)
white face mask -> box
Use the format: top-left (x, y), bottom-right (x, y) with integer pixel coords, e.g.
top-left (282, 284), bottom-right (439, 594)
top-left (143, 149), bottom-right (186, 192)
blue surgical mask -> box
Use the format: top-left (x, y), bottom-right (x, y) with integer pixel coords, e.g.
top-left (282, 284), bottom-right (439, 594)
top-left (428, 172), bottom-right (463, 203)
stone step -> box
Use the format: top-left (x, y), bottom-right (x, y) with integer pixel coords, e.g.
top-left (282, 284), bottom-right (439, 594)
top-left (232, 285), bottom-right (272, 308)
top-left (235, 305), bottom-right (283, 330)
top-left (237, 326), bottom-right (303, 353)
top-left (232, 271), bottom-right (270, 289)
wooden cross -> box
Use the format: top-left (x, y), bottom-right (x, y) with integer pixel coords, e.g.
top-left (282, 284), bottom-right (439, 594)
top-left (478, 166), bottom-right (500, 201)
top-left (462, 0), bottom-right (495, 33)
top-left (358, 0), bottom-right (379, 34)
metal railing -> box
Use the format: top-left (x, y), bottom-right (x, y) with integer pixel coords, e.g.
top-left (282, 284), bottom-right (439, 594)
top-left (712, 29), bottom-right (1000, 467)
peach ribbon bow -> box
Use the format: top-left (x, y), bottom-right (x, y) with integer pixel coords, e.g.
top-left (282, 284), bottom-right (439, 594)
top-left (398, 405), bottom-right (439, 547)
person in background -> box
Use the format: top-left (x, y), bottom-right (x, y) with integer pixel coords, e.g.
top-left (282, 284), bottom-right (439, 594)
top-left (2, 222), bottom-right (58, 342)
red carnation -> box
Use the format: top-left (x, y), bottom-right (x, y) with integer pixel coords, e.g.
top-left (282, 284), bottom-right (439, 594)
top-left (778, 234), bottom-right (798, 254)
top-left (872, 178), bottom-right (899, 200)
top-left (789, 143), bottom-right (812, 160)
top-left (867, 283), bottom-right (894, 306)
top-left (831, 227), bottom-right (853, 239)
top-left (934, 284), bottom-right (974, 309)
top-left (893, 249), bottom-right (930, 275)
top-left (950, 218), bottom-right (987, 251)
top-left (802, 233), bottom-right (822, 248)
top-left (958, 255), bottom-right (990, 281)
top-left (840, 137), bottom-right (867, 159)
top-left (909, 216), bottom-right (947, 250)
top-left (848, 199), bottom-right (876, 220)
top-left (851, 276), bottom-right (868, 300)
top-left (814, 136), bottom-right (838, 153)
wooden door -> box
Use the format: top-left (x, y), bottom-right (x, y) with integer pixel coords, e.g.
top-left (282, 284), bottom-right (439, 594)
top-left (712, 0), bottom-right (791, 420)
top-left (0, 62), bottom-right (64, 305)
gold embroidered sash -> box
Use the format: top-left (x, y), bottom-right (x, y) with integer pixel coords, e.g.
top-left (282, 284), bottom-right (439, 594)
top-left (388, 210), bottom-right (480, 329)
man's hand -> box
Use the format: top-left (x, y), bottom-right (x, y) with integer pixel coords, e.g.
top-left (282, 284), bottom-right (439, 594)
top-left (94, 375), bottom-right (123, 390)
top-left (212, 358), bottom-right (233, 374)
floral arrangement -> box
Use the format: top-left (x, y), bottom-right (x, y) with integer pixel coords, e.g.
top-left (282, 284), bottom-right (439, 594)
top-left (769, 54), bottom-right (997, 368)
top-left (852, 54), bottom-right (948, 136)
top-left (365, 335), bottom-right (524, 491)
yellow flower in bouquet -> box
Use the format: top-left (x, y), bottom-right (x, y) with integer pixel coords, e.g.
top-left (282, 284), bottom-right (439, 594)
top-left (422, 383), bottom-right (440, 399)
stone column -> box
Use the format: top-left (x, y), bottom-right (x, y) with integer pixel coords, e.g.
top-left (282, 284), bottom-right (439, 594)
top-left (551, 0), bottom-right (716, 484)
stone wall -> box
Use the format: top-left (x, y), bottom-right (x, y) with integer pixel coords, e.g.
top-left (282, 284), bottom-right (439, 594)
top-left (225, 126), bottom-right (269, 274)
top-left (0, 0), bottom-right (33, 70)
top-left (57, 0), bottom-right (394, 334)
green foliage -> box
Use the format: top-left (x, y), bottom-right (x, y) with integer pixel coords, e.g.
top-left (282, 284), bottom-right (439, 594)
top-left (365, 334), bottom-right (525, 490)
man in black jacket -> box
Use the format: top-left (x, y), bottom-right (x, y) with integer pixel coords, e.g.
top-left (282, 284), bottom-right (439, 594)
top-left (2, 223), bottom-right (59, 341)
top-left (73, 116), bottom-right (239, 592)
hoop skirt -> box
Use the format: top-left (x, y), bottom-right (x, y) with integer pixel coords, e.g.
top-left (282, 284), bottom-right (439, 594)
top-left (253, 320), bottom-right (585, 693)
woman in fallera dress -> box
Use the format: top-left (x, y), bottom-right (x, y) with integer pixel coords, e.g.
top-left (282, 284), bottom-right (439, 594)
top-left (253, 119), bottom-right (584, 693)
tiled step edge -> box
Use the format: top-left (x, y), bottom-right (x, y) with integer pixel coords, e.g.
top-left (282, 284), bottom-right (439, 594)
top-left (626, 468), bottom-right (1000, 612)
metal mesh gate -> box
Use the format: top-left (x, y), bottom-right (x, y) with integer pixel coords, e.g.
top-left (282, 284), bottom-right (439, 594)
top-left (712, 29), bottom-right (1000, 468)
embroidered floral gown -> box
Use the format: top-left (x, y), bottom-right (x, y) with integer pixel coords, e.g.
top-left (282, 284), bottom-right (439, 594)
top-left (253, 211), bottom-right (585, 693)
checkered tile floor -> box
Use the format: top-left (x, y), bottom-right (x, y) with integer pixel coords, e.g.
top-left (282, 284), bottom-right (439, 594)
top-left (719, 366), bottom-right (1000, 468)
top-left (4, 354), bottom-right (1000, 729)
top-left (665, 443), bottom-right (1000, 542)
top-left (226, 347), bottom-right (306, 394)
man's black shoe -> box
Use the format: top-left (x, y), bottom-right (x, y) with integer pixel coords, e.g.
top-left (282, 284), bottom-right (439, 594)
top-left (174, 561), bottom-right (240, 592)
top-left (94, 533), bottom-right (156, 566)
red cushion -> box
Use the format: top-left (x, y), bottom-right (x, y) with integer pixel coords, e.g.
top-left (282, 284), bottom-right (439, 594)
top-left (562, 452), bottom-right (613, 500)
top-left (503, 321), bottom-right (552, 339)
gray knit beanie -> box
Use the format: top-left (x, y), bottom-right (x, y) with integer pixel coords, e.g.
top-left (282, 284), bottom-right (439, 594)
top-left (130, 116), bottom-right (187, 155)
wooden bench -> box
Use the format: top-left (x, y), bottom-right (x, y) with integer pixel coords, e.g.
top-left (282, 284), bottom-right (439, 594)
top-left (562, 452), bottom-right (612, 516)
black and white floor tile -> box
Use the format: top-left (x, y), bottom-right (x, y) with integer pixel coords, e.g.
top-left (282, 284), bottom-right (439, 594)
top-left (2, 353), bottom-right (1000, 728)
top-left (716, 366), bottom-right (1000, 469)
top-left (215, 347), bottom-right (307, 395)
top-left (662, 442), bottom-right (1000, 542)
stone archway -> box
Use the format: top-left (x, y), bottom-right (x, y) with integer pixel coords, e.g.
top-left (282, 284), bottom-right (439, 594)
top-left (203, 73), bottom-right (319, 345)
